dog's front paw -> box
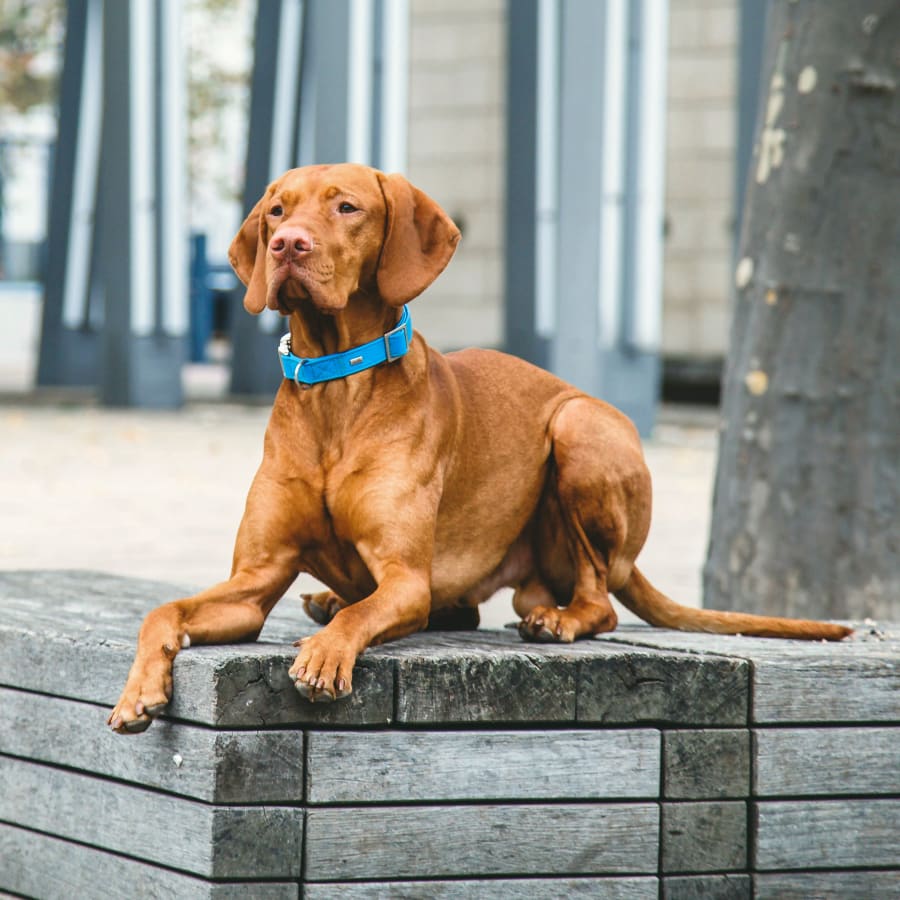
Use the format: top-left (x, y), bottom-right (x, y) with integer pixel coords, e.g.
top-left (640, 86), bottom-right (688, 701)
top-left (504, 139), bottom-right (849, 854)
top-left (289, 632), bottom-right (355, 703)
top-left (108, 660), bottom-right (173, 734)
top-left (518, 606), bottom-right (578, 643)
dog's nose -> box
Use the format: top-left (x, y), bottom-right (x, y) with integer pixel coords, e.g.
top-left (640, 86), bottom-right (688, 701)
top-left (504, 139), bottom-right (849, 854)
top-left (270, 226), bottom-right (314, 259)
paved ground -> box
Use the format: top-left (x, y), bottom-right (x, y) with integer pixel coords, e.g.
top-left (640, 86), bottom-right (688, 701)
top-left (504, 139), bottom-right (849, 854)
top-left (0, 382), bottom-right (719, 630)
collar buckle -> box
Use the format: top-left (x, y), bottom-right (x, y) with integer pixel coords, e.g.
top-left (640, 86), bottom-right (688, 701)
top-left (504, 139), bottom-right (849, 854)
top-left (383, 320), bottom-right (409, 363)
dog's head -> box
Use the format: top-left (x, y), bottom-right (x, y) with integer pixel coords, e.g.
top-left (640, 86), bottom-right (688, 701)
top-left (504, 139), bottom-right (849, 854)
top-left (229, 164), bottom-right (460, 315)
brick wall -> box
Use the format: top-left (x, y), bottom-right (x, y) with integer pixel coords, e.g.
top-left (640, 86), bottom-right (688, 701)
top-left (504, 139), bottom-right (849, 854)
top-left (406, 0), bottom-right (506, 351)
top-left (406, 0), bottom-right (739, 360)
top-left (663, 0), bottom-right (738, 359)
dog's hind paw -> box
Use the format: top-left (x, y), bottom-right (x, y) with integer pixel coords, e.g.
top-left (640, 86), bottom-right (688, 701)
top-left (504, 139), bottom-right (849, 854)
top-left (517, 606), bottom-right (578, 643)
top-left (301, 591), bottom-right (347, 625)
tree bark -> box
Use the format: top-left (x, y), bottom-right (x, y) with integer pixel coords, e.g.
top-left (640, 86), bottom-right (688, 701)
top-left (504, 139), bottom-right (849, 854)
top-left (705, 1), bottom-right (900, 620)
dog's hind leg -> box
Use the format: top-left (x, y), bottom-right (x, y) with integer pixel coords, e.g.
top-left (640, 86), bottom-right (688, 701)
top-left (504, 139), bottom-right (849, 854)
top-left (518, 396), bottom-right (650, 643)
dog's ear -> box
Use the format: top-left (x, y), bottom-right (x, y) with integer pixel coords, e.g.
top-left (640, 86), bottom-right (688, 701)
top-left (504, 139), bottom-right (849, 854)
top-left (376, 173), bottom-right (461, 306)
top-left (228, 197), bottom-right (269, 314)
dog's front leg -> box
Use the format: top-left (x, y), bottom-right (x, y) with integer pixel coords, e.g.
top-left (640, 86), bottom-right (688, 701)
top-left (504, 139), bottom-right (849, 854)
top-left (290, 560), bottom-right (431, 703)
top-left (108, 564), bottom-right (297, 733)
top-left (109, 476), bottom-right (303, 733)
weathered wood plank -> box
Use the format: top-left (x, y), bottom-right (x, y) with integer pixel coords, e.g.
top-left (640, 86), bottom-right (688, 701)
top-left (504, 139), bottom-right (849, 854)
top-left (754, 726), bottom-right (900, 796)
top-left (599, 623), bottom-right (900, 654)
top-left (0, 756), bottom-right (303, 879)
top-left (755, 799), bottom-right (900, 870)
top-left (0, 686), bottom-right (303, 802)
top-left (0, 570), bottom-right (392, 727)
top-left (306, 729), bottom-right (660, 803)
top-left (751, 657), bottom-right (900, 723)
top-left (664, 730), bottom-right (750, 799)
top-left (577, 651), bottom-right (749, 726)
top-left (391, 645), bottom-right (577, 723)
top-left (304, 878), bottom-right (658, 899)
top-left (600, 628), bottom-right (900, 723)
top-left (0, 823), bottom-right (299, 899)
top-left (173, 645), bottom-right (395, 727)
top-left (661, 802), bottom-right (747, 873)
top-left (662, 874), bottom-right (751, 900)
top-left (754, 871), bottom-right (900, 899)
top-left (305, 804), bottom-right (659, 880)
top-left (3, 571), bottom-right (895, 729)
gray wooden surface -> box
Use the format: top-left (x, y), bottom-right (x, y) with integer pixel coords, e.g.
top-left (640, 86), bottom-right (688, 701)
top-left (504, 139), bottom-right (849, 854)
top-left (306, 729), bottom-right (660, 803)
top-left (0, 756), bottom-right (303, 879)
top-left (600, 627), bottom-right (900, 723)
top-left (661, 802), bottom-right (748, 873)
top-left (0, 823), bottom-right (299, 900)
top-left (662, 874), bottom-right (751, 900)
top-left (754, 726), bottom-right (900, 796)
top-left (304, 878), bottom-right (659, 899)
top-left (576, 650), bottom-right (748, 725)
top-left (664, 730), bottom-right (750, 799)
top-left (2, 570), bottom-right (898, 890)
top-left (755, 799), bottom-right (900, 869)
top-left (754, 870), bottom-right (900, 899)
top-left (0, 686), bottom-right (304, 802)
top-left (4, 570), bottom-right (894, 728)
top-left (305, 804), bottom-right (660, 880)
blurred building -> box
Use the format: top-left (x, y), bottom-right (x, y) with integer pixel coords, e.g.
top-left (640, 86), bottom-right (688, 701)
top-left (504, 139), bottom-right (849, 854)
top-left (0, 0), bottom-right (743, 396)
top-left (406, 0), bottom-right (739, 380)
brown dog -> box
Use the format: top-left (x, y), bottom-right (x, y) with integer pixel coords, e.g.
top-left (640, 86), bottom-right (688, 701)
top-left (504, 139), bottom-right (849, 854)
top-left (109, 163), bottom-right (850, 733)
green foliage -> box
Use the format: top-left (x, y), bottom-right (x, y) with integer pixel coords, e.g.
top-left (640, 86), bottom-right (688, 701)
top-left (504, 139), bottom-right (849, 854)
top-left (0, 0), bottom-right (64, 114)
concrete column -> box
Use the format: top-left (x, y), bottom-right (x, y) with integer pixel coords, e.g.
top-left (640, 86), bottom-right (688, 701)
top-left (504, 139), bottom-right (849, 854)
top-left (37, 0), bottom-right (103, 388)
top-left (504, 0), bottom-right (667, 435)
top-left (98, 0), bottom-right (186, 408)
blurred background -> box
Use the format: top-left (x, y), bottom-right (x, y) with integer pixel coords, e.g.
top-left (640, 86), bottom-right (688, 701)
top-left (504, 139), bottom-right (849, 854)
top-left (0, 0), bottom-right (764, 623)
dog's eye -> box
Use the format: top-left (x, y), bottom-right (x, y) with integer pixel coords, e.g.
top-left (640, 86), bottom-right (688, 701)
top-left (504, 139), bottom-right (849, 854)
top-left (338, 202), bottom-right (358, 214)
top-left (270, 205), bottom-right (283, 217)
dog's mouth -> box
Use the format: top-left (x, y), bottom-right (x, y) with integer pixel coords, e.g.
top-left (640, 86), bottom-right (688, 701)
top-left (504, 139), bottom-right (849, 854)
top-left (266, 264), bottom-right (308, 313)
top-left (267, 259), bottom-right (342, 314)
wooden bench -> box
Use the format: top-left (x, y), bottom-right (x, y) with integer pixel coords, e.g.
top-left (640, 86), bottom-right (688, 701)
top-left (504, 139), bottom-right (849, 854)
top-left (1, 571), bottom-right (897, 898)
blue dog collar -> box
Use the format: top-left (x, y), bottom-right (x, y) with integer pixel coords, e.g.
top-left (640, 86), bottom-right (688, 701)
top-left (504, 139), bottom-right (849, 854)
top-left (278, 306), bottom-right (412, 386)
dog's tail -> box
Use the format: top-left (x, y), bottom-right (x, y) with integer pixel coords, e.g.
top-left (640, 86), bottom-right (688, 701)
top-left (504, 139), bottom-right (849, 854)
top-left (614, 566), bottom-right (852, 641)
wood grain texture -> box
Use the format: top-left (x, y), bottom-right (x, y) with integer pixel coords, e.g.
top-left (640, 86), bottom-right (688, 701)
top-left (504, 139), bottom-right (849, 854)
top-left (305, 804), bottom-right (659, 880)
top-left (577, 651), bottom-right (748, 726)
top-left (754, 871), bottom-right (900, 899)
top-left (0, 756), bottom-right (303, 879)
top-left (662, 874), bottom-right (751, 900)
top-left (599, 628), bottom-right (900, 723)
top-left (751, 657), bottom-right (900, 723)
top-left (0, 823), bottom-right (299, 900)
top-left (0, 571), bottom-right (393, 727)
top-left (755, 799), bottom-right (900, 869)
top-left (392, 644), bottom-right (578, 723)
top-left (173, 646), bottom-right (395, 727)
top-left (0, 686), bottom-right (303, 802)
top-left (664, 730), bottom-right (751, 799)
top-left (754, 726), bottom-right (900, 795)
top-left (304, 878), bottom-right (658, 899)
top-left (661, 802), bottom-right (747, 874)
top-left (4, 572), bottom-right (896, 730)
top-left (306, 729), bottom-right (660, 803)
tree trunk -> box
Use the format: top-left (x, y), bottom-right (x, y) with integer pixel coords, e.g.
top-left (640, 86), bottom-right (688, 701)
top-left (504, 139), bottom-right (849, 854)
top-left (705, 1), bottom-right (899, 620)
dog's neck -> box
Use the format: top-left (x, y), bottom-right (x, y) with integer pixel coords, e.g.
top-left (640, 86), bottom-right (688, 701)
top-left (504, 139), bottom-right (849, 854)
top-left (287, 292), bottom-right (401, 358)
